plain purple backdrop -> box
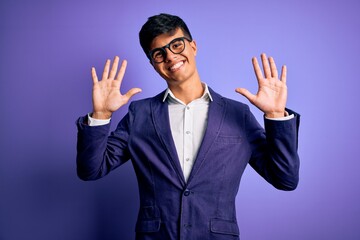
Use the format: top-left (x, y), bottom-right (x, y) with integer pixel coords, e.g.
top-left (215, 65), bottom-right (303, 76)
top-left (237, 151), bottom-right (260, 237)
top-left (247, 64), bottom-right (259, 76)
top-left (1, 0), bottom-right (359, 239)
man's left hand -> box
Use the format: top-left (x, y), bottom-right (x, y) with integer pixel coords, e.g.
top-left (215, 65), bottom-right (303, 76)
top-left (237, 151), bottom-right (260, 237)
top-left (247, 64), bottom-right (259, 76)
top-left (236, 53), bottom-right (287, 118)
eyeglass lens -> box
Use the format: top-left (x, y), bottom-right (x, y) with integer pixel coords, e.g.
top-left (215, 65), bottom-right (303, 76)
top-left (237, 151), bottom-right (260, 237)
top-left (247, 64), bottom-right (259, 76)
top-left (151, 38), bottom-right (186, 63)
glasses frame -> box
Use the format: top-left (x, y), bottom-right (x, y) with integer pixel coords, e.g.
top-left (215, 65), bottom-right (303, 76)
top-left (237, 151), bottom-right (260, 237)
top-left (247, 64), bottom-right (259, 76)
top-left (148, 37), bottom-right (192, 63)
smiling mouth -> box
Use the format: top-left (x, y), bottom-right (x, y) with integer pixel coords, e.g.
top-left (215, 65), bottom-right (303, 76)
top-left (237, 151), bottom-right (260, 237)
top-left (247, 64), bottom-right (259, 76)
top-left (169, 61), bottom-right (184, 72)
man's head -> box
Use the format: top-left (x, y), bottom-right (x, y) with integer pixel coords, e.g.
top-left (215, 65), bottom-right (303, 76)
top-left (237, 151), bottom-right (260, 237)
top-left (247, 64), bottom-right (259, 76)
top-left (139, 13), bottom-right (199, 87)
top-left (139, 13), bottom-right (193, 59)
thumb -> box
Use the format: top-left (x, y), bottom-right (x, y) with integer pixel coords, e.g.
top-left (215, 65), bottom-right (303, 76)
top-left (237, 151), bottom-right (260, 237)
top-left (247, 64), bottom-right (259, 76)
top-left (124, 88), bottom-right (142, 100)
top-left (235, 88), bottom-right (255, 102)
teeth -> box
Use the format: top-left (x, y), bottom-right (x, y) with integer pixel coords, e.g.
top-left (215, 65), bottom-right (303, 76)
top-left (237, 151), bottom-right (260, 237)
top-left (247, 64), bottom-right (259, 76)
top-left (170, 61), bottom-right (184, 71)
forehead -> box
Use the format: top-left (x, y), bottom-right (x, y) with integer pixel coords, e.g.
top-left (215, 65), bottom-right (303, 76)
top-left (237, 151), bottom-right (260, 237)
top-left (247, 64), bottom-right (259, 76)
top-left (150, 28), bottom-right (185, 50)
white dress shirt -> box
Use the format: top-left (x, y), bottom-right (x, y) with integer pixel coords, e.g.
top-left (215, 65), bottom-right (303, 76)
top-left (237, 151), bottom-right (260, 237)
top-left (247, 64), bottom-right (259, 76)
top-left (88, 83), bottom-right (293, 182)
top-left (162, 84), bottom-right (213, 181)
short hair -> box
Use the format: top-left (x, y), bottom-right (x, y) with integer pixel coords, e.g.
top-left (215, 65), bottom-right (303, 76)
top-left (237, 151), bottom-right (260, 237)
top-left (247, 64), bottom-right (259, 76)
top-left (139, 13), bottom-right (193, 59)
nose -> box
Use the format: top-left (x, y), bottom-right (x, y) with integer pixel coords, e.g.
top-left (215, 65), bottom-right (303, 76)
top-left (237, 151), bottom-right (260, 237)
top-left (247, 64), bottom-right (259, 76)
top-left (164, 48), bottom-right (178, 62)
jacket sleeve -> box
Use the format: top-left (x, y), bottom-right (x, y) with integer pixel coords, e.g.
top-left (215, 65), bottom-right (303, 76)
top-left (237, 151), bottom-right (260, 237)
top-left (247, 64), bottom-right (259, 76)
top-left (247, 108), bottom-right (300, 191)
top-left (76, 106), bottom-right (133, 181)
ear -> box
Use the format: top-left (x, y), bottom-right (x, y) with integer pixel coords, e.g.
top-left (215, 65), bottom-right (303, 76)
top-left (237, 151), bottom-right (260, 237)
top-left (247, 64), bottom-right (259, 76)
top-left (190, 40), bottom-right (197, 56)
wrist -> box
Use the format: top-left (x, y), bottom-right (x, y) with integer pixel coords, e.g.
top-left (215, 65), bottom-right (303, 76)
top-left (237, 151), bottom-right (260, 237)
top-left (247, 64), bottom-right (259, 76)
top-left (265, 110), bottom-right (289, 118)
top-left (91, 111), bottom-right (112, 120)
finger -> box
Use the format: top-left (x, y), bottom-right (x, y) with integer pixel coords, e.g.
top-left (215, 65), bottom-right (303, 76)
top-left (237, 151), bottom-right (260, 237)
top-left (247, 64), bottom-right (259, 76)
top-left (252, 57), bottom-right (263, 83)
top-left (124, 88), bottom-right (142, 100)
top-left (115, 59), bottom-right (128, 84)
top-left (261, 53), bottom-right (271, 79)
top-left (235, 88), bottom-right (255, 103)
top-left (101, 59), bottom-right (111, 80)
top-left (280, 65), bottom-right (287, 84)
top-left (269, 57), bottom-right (278, 79)
top-left (91, 67), bottom-right (98, 84)
top-left (109, 56), bottom-right (119, 80)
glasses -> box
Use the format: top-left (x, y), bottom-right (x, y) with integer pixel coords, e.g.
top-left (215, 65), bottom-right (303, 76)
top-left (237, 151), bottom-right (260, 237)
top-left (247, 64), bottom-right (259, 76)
top-left (148, 37), bottom-right (192, 63)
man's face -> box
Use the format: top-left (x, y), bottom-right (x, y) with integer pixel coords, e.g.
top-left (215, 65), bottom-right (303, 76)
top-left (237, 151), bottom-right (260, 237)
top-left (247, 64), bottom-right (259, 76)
top-left (149, 28), bottom-right (198, 86)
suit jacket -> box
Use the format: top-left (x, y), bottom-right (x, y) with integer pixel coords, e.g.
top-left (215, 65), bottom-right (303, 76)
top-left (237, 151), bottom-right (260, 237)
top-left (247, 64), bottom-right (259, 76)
top-left (76, 88), bottom-right (300, 240)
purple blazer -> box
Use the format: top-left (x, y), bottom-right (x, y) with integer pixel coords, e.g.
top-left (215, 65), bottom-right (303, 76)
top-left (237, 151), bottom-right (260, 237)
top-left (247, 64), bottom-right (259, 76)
top-left (76, 88), bottom-right (300, 240)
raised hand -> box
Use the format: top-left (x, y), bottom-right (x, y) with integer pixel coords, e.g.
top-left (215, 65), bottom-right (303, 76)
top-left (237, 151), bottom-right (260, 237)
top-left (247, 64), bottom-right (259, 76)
top-left (235, 53), bottom-right (287, 118)
top-left (91, 56), bottom-right (142, 119)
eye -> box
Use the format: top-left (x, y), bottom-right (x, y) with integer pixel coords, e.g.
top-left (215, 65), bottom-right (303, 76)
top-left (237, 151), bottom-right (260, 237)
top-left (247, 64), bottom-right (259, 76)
top-left (152, 49), bottom-right (164, 59)
top-left (171, 40), bottom-right (184, 50)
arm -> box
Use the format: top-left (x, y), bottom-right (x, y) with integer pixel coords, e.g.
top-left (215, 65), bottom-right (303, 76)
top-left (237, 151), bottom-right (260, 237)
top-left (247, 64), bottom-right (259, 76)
top-left (76, 56), bottom-right (141, 180)
top-left (76, 112), bottom-right (132, 180)
top-left (236, 53), bottom-right (300, 190)
top-left (246, 108), bottom-right (300, 190)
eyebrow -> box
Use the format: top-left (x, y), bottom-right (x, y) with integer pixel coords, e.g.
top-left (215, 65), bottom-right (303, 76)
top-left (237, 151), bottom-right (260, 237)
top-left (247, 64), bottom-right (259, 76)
top-left (151, 37), bottom-right (183, 51)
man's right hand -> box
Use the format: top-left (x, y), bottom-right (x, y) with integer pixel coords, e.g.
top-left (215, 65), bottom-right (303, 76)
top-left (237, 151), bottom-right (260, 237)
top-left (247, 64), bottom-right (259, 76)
top-left (91, 56), bottom-right (142, 119)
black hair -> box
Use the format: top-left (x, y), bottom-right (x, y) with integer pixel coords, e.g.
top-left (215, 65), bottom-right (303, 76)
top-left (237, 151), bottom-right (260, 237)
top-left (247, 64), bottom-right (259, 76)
top-left (139, 13), bottom-right (193, 58)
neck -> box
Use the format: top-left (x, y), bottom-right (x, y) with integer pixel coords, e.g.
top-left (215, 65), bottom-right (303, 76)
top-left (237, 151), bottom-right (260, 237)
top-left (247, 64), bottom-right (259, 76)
top-left (168, 78), bottom-right (204, 104)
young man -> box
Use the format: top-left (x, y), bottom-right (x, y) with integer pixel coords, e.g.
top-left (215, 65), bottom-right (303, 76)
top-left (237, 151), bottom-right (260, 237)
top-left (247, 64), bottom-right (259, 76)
top-left (76, 13), bottom-right (300, 240)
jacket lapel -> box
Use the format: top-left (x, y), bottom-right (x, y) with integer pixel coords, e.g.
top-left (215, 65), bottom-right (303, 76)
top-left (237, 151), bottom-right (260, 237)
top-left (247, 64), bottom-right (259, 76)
top-left (187, 88), bottom-right (226, 184)
top-left (151, 93), bottom-right (186, 186)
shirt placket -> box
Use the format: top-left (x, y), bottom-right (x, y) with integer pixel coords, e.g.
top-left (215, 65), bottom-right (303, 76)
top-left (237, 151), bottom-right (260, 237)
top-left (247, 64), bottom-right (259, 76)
top-left (183, 104), bottom-right (193, 182)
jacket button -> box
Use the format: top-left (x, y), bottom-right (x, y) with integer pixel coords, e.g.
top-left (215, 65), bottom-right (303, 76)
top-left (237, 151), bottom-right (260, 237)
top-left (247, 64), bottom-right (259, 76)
top-left (184, 190), bottom-right (191, 196)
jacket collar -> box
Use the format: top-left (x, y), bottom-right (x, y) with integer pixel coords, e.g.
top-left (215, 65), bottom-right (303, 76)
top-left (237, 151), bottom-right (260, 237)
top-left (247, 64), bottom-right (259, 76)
top-left (162, 82), bottom-right (214, 104)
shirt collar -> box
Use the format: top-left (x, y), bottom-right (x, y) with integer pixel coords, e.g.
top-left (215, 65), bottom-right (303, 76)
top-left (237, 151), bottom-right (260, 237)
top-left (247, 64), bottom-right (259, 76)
top-left (162, 82), bottom-right (213, 103)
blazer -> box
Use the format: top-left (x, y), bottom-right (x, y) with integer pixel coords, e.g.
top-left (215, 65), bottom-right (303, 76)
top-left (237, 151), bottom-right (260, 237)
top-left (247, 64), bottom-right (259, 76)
top-left (76, 87), bottom-right (300, 240)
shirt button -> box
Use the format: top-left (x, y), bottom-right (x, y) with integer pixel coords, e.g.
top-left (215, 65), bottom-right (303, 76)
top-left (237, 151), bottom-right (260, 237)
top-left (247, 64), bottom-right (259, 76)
top-left (186, 131), bottom-right (191, 134)
top-left (186, 158), bottom-right (190, 162)
top-left (184, 189), bottom-right (191, 196)
top-left (186, 106), bottom-right (190, 110)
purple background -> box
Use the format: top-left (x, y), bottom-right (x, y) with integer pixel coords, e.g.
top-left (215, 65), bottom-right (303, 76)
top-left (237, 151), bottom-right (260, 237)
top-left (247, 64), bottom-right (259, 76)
top-left (1, 0), bottom-right (359, 239)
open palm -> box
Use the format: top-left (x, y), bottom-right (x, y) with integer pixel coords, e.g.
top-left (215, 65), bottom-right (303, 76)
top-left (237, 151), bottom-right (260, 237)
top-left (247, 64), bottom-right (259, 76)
top-left (236, 53), bottom-right (287, 118)
top-left (91, 56), bottom-right (142, 119)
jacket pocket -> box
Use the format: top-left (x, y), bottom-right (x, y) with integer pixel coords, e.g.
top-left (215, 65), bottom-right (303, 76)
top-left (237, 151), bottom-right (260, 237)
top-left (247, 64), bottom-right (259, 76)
top-left (215, 135), bottom-right (243, 144)
top-left (135, 219), bottom-right (161, 233)
top-left (135, 205), bottom-right (161, 233)
top-left (210, 218), bottom-right (239, 236)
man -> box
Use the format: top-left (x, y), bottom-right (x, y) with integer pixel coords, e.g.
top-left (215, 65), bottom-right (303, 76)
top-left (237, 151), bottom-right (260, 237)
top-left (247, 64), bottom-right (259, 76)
top-left (76, 13), bottom-right (300, 240)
